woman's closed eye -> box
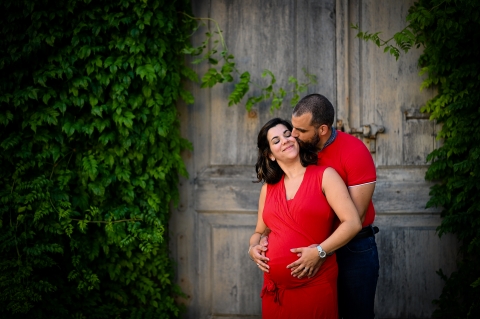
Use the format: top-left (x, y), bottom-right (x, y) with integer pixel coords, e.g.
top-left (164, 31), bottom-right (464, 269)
top-left (272, 130), bottom-right (292, 144)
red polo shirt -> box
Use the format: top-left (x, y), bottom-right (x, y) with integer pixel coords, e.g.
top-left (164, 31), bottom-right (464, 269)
top-left (318, 131), bottom-right (376, 227)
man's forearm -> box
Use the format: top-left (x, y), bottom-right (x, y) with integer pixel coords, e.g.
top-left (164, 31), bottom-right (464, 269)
top-left (348, 183), bottom-right (375, 223)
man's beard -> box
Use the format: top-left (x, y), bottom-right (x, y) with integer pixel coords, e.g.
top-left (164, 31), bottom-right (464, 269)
top-left (296, 131), bottom-right (320, 153)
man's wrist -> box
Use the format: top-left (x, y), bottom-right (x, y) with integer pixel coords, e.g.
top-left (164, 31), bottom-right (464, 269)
top-left (316, 245), bottom-right (327, 258)
top-left (315, 244), bottom-right (334, 257)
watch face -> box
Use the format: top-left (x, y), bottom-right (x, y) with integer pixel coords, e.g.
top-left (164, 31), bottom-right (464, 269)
top-left (317, 246), bottom-right (326, 258)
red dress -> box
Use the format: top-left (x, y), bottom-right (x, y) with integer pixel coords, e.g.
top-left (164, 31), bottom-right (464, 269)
top-left (261, 165), bottom-right (338, 319)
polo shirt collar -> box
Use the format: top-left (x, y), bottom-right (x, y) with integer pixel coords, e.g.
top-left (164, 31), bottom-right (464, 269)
top-left (320, 127), bottom-right (337, 151)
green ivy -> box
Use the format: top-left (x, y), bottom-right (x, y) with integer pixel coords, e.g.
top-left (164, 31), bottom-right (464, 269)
top-left (355, 0), bottom-right (480, 317)
top-left (0, 0), bottom-right (194, 317)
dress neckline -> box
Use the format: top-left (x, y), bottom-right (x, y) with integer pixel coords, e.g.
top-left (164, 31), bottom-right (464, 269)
top-left (283, 166), bottom-right (309, 201)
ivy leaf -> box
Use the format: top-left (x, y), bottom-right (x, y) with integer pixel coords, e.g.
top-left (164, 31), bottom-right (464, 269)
top-left (201, 68), bottom-right (223, 88)
top-left (82, 155), bottom-right (98, 180)
top-left (136, 64), bottom-right (157, 83)
top-left (115, 165), bottom-right (131, 182)
top-left (228, 72), bottom-right (250, 106)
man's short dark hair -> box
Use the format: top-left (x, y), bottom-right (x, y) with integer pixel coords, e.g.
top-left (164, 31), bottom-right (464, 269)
top-left (292, 93), bottom-right (334, 128)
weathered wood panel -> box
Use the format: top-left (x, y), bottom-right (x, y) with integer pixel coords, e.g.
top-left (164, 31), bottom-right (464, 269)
top-left (295, 0), bottom-right (337, 105)
top-left (195, 166), bottom-right (438, 214)
top-left (374, 219), bottom-right (458, 318)
top-left (403, 117), bottom-right (436, 165)
top-left (198, 213), bottom-right (261, 318)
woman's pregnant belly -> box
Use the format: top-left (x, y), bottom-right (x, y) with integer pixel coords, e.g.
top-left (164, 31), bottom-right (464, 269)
top-left (265, 233), bottom-right (316, 289)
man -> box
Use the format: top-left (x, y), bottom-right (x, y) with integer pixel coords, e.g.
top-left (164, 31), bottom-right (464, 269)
top-left (254, 93), bottom-right (379, 318)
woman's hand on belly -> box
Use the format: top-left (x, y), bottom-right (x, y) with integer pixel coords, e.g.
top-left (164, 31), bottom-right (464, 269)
top-left (250, 244), bottom-right (270, 273)
top-left (266, 235), bottom-right (321, 281)
top-left (287, 244), bottom-right (325, 278)
top-left (266, 254), bottom-right (311, 287)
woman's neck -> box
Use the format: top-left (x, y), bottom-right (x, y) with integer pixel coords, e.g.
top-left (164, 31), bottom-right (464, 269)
top-left (277, 160), bottom-right (306, 181)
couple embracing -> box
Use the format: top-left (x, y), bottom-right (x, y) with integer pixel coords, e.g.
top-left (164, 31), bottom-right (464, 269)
top-left (248, 94), bottom-right (379, 319)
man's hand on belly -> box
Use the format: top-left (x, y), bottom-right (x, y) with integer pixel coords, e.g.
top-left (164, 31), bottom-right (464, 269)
top-left (286, 244), bottom-right (325, 279)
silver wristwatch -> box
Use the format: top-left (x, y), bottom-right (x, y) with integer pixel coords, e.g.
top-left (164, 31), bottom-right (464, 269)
top-left (316, 245), bottom-right (326, 258)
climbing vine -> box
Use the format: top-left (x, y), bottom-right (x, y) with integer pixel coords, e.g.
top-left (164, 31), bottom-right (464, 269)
top-left (181, 12), bottom-right (317, 112)
top-left (0, 0), bottom-right (194, 317)
top-left (355, 0), bottom-right (480, 317)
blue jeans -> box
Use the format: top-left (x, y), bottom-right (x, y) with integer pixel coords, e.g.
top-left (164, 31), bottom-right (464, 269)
top-left (336, 231), bottom-right (379, 319)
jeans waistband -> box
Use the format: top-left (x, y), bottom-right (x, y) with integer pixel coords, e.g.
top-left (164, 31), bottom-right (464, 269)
top-left (352, 225), bottom-right (379, 241)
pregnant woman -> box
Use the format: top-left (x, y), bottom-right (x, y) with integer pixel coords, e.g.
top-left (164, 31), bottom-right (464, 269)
top-left (248, 118), bottom-right (361, 318)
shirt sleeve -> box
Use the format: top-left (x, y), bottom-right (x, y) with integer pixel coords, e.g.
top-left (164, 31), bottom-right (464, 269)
top-left (343, 139), bottom-right (376, 187)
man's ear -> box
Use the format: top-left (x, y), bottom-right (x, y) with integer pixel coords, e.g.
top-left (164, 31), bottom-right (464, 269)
top-left (318, 124), bottom-right (329, 136)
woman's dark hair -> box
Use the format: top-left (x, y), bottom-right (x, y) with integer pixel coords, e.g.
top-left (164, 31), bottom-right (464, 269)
top-left (255, 118), bottom-right (317, 184)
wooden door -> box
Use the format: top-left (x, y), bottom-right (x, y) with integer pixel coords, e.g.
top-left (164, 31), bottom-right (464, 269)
top-left (171, 0), bottom-right (459, 318)
top-left (336, 1), bottom-right (458, 317)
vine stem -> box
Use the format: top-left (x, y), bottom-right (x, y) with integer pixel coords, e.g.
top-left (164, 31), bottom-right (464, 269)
top-left (356, 0), bottom-right (446, 49)
top-left (180, 12), bottom-right (245, 77)
top-left (49, 198), bottom-right (59, 213)
top-left (180, 12), bottom-right (227, 50)
top-left (49, 151), bottom-right (74, 180)
top-left (10, 178), bottom-right (15, 194)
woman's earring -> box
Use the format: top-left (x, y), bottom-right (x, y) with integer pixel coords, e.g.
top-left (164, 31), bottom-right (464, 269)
top-left (269, 156), bottom-right (275, 161)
